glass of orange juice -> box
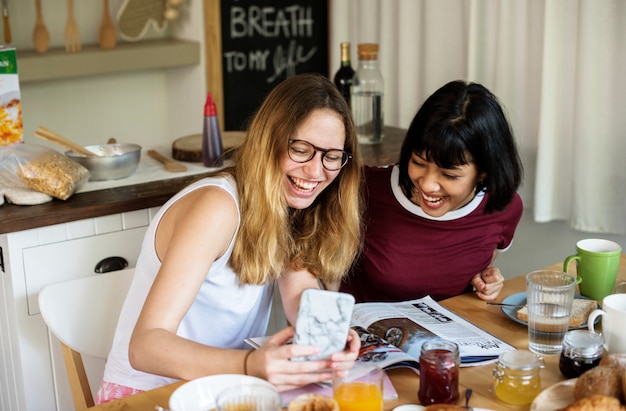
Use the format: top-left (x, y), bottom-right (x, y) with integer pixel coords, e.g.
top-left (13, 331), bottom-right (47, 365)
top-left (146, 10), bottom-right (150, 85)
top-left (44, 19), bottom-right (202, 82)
top-left (332, 363), bottom-right (384, 411)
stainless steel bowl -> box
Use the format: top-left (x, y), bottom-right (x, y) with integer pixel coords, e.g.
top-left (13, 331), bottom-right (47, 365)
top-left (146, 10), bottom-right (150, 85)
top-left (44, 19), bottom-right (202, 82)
top-left (65, 144), bottom-right (142, 181)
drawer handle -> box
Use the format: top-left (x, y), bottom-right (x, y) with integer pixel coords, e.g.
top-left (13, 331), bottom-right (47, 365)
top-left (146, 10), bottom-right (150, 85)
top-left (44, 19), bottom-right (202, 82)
top-left (95, 256), bottom-right (128, 273)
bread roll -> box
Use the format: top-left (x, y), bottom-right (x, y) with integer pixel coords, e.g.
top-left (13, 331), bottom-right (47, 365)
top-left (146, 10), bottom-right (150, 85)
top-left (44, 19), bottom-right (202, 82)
top-left (601, 353), bottom-right (626, 373)
top-left (287, 394), bottom-right (338, 411)
top-left (559, 394), bottom-right (626, 411)
top-left (574, 365), bottom-right (623, 402)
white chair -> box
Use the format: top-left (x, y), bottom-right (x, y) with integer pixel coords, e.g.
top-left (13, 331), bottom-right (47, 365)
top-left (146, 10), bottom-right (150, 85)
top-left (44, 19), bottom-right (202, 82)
top-left (38, 268), bottom-right (134, 411)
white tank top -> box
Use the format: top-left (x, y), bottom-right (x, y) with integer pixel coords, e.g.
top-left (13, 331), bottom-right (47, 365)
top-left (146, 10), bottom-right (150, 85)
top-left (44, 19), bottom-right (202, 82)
top-left (102, 175), bottom-right (274, 391)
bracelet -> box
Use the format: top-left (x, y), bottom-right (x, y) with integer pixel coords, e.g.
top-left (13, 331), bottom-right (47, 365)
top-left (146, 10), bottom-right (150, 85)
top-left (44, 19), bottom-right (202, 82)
top-left (243, 349), bottom-right (254, 376)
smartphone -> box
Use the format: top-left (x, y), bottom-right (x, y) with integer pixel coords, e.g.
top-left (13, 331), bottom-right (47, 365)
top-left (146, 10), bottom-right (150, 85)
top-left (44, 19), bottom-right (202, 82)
top-left (292, 288), bottom-right (355, 361)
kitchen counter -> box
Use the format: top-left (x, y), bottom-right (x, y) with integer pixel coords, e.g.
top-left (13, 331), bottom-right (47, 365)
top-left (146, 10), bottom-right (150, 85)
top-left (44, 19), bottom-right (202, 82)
top-left (0, 126), bottom-right (406, 234)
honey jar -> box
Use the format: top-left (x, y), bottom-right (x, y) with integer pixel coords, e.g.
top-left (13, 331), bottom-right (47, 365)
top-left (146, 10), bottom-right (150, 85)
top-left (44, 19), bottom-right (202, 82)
top-left (559, 330), bottom-right (603, 378)
top-left (491, 350), bottom-right (543, 405)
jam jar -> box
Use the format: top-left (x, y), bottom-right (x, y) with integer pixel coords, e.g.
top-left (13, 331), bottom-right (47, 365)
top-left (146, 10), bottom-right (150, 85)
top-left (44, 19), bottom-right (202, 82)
top-left (491, 350), bottom-right (544, 405)
top-left (418, 340), bottom-right (460, 405)
top-left (559, 330), bottom-right (604, 378)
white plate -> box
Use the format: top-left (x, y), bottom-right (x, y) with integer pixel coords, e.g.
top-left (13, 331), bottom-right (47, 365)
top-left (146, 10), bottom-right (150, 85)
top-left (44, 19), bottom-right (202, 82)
top-left (530, 379), bottom-right (576, 411)
top-left (169, 374), bottom-right (276, 411)
top-left (501, 292), bottom-right (599, 329)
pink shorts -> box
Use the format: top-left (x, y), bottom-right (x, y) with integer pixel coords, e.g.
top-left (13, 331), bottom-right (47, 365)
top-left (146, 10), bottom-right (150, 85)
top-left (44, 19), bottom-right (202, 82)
top-left (95, 380), bottom-right (144, 405)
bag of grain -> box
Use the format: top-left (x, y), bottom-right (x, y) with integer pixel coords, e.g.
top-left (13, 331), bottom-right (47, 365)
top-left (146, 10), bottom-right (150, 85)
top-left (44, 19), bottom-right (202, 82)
top-left (0, 143), bottom-right (90, 200)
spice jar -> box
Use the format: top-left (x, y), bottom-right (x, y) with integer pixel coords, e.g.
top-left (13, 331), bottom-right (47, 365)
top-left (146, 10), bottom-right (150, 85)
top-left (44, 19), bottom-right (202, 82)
top-left (491, 350), bottom-right (543, 405)
top-left (418, 340), bottom-right (460, 405)
top-left (559, 330), bottom-right (604, 378)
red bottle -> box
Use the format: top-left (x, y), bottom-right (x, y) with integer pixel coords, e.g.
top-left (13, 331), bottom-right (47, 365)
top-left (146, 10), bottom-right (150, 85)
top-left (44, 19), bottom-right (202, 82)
top-left (202, 92), bottom-right (223, 167)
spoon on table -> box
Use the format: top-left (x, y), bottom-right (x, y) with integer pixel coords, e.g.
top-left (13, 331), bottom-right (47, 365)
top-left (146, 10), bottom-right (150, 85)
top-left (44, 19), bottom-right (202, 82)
top-left (32, 0), bottom-right (50, 53)
top-left (486, 302), bottom-right (526, 308)
top-left (148, 150), bottom-right (187, 172)
top-left (462, 388), bottom-right (473, 410)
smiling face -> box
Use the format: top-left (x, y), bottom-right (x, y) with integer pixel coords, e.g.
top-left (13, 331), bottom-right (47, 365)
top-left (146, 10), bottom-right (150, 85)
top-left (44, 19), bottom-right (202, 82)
top-left (281, 108), bottom-right (346, 209)
top-left (407, 151), bottom-right (485, 217)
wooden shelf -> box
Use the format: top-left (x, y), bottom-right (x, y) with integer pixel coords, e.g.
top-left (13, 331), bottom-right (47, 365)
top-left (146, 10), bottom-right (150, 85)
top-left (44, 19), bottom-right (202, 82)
top-left (17, 38), bottom-right (201, 83)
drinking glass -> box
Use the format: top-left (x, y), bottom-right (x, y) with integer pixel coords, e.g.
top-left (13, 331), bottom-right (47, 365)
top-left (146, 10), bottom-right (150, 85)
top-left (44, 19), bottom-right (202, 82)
top-left (613, 281), bottom-right (626, 294)
top-left (333, 362), bottom-right (383, 411)
top-left (526, 270), bottom-right (576, 354)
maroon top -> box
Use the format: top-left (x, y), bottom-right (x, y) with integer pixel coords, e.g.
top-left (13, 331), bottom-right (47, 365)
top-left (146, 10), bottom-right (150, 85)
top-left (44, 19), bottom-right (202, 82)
top-left (341, 165), bottom-right (523, 302)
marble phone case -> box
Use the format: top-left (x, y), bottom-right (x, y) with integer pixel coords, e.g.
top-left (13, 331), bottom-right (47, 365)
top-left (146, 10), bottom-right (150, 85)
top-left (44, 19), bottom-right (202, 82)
top-left (292, 289), bottom-right (355, 361)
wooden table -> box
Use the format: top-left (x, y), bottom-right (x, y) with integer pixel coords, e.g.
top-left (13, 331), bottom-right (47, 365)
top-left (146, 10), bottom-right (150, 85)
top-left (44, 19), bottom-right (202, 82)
top-left (87, 255), bottom-right (626, 411)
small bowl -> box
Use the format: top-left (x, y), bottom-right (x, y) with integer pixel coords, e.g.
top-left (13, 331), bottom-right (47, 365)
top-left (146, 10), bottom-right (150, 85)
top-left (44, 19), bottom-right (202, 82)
top-left (66, 143), bottom-right (141, 181)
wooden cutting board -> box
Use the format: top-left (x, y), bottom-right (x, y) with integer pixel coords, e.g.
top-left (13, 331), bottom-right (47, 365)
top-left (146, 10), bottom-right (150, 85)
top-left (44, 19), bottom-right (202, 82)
top-left (171, 131), bottom-right (246, 162)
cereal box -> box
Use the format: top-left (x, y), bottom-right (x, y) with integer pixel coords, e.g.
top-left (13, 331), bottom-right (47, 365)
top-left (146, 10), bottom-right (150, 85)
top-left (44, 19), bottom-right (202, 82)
top-left (0, 48), bottom-right (23, 146)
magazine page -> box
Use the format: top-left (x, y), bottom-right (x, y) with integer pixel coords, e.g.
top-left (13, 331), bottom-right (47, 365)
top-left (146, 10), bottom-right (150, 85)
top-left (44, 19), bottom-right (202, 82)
top-left (351, 296), bottom-right (515, 366)
top-left (245, 328), bottom-right (419, 372)
top-left (352, 326), bottom-right (419, 372)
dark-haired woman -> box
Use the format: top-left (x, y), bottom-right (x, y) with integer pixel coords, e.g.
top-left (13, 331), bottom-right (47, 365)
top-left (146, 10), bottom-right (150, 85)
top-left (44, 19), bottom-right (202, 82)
top-left (340, 80), bottom-right (523, 303)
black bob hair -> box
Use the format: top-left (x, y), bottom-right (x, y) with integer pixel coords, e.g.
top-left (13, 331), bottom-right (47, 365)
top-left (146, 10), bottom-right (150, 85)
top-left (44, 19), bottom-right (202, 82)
top-left (398, 80), bottom-right (523, 213)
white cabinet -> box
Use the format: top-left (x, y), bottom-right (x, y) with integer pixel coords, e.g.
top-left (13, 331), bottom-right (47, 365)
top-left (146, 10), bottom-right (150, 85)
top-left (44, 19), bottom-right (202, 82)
top-left (0, 208), bottom-right (158, 411)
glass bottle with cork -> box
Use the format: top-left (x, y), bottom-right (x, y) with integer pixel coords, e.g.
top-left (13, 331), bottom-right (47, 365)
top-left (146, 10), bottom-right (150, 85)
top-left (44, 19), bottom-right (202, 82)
top-left (333, 42), bottom-right (355, 108)
top-left (352, 43), bottom-right (384, 145)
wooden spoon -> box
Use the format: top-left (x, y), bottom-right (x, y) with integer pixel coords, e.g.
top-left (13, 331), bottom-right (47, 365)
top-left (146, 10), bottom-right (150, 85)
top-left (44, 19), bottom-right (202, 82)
top-left (98, 0), bottom-right (116, 49)
top-left (33, 126), bottom-right (96, 157)
top-left (147, 150), bottom-right (187, 172)
top-left (32, 0), bottom-right (50, 53)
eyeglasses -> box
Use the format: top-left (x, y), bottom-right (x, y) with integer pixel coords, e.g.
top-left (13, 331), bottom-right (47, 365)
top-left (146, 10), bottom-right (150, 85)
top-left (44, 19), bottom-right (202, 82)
top-left (288, 139), bottom-right (352, 171)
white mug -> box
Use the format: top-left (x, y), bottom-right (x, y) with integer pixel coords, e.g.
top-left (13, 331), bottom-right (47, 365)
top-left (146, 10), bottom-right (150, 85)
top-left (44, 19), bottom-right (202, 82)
top-left (588, 294), bottom-right (626, 354)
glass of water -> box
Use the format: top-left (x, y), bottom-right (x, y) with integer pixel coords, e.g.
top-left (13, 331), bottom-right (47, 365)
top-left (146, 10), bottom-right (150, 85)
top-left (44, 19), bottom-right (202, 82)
top-left (526, 270), bottom-right (576, 354)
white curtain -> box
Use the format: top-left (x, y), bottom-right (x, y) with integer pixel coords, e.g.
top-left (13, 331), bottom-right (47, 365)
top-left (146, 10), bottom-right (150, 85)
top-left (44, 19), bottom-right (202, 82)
top-left (329, 0), bottom-right (626, 234)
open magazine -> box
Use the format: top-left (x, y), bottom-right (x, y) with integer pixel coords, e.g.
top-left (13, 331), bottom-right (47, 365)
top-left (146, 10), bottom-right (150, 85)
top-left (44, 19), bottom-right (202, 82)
top-left (351, 295), bottom-right (515, 368)
top-left (247, 296), bottom-right (514, 373)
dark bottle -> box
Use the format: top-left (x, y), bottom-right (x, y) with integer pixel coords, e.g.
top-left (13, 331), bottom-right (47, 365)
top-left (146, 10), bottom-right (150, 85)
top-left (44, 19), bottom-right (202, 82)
top-left (333, 42), bottom-right (355, 107)
top-left (202, 92), bottom-right (223, 167)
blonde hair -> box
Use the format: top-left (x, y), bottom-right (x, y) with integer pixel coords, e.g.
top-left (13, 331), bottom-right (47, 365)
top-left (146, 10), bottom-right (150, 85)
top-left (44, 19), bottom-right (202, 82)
top-left (230, 73), bottom-right (363, 286)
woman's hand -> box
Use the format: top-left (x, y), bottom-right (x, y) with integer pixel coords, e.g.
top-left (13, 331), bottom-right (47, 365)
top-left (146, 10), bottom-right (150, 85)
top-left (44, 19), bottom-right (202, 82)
top-left (328, 327), bottom-right (360, 378)
top-left (246, 326), bottom-right (360, 391)
top-left (472, 266), bottom-right (504, 301)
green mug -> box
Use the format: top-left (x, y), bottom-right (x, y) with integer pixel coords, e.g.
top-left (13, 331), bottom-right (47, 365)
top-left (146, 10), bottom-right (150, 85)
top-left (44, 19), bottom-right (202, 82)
top-left (563, 238), bottom-right (622, 301)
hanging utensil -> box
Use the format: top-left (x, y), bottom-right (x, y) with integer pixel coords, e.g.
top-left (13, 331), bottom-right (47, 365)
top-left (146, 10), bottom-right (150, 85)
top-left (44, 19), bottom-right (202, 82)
top-left (98, 0), bottom-right (116, 49)
top-left (2, 0), bottom-right (11, 44)
top-left (32, 0), bottom-right (50, 53)
top-left (64, 0), bottom-right (81, 52)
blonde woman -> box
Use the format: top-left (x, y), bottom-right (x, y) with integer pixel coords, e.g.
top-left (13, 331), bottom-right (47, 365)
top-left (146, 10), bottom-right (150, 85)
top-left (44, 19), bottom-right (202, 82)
top-left (97, 73), bottom-right (363, 404)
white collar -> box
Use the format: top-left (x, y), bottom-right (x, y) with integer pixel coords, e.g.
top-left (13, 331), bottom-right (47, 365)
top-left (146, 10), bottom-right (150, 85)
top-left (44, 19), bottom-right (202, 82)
top-left (389, 165), bottom-right (485, 221)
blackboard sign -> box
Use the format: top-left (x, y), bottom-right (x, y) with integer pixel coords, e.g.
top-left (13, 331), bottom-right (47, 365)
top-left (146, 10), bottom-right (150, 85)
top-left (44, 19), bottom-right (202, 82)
top-left (204, 0), bottom-right (329, 131)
